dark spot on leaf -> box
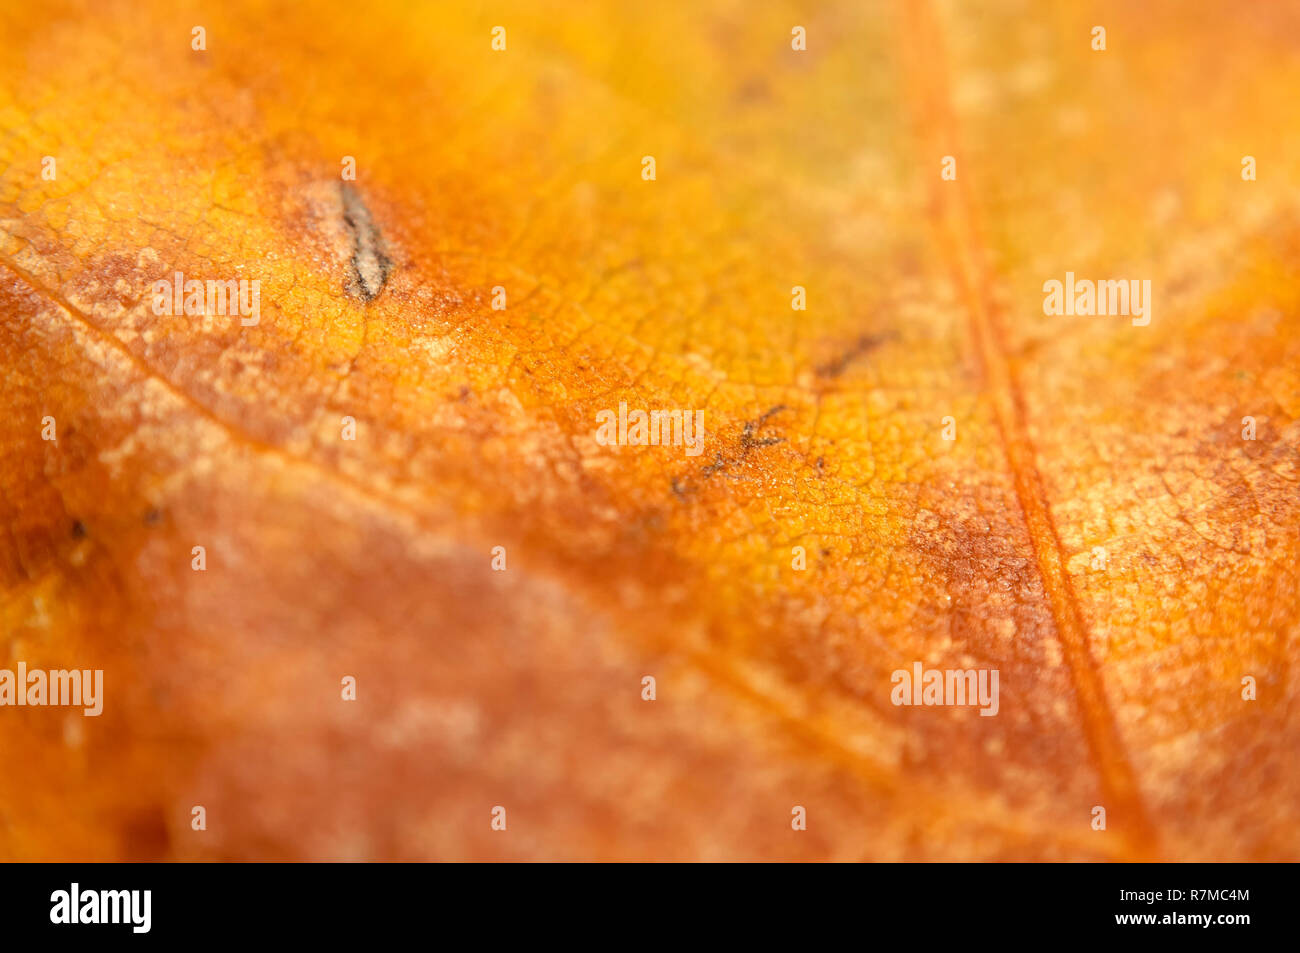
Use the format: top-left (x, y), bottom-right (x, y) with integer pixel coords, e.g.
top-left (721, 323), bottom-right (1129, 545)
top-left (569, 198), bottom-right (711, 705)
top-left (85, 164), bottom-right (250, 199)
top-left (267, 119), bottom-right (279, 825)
top-left (815, 332), bottom-right (894, 379)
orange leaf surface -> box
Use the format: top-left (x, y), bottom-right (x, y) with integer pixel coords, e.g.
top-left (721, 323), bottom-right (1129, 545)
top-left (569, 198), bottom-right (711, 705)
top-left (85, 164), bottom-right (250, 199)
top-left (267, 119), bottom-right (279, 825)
top-left (1, 0), bottom-right (1298, 861)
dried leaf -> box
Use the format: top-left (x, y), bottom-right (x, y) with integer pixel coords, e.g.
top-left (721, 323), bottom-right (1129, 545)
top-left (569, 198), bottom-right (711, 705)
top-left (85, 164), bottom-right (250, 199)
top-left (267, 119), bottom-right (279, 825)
top-left (1, 0), bottom-right (1297, 860)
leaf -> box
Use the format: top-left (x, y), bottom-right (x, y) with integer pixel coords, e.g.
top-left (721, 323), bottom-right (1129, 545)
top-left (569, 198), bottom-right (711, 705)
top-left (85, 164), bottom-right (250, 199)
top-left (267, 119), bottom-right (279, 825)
top-left (1, 0), bottom-right (1297, 861)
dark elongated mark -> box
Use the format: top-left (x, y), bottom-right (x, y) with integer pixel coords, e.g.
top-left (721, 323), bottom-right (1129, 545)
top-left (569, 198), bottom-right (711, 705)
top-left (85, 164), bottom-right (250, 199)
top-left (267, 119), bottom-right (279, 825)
top-left (694, 405), bottom-right (791, 483)
top-left (341, 183), bottom-right (392, 303)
